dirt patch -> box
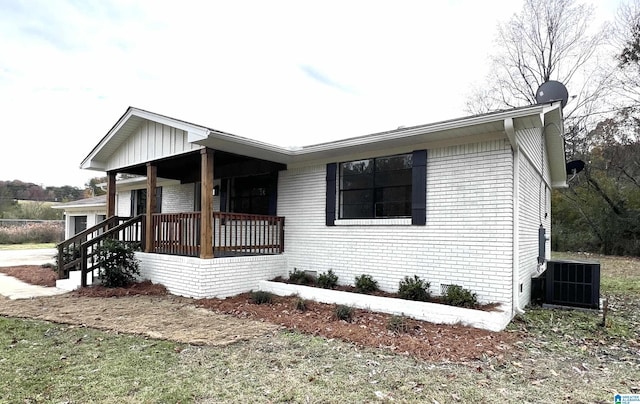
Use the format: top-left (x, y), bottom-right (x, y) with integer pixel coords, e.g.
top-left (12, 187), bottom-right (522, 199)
top-left (0, 265), bottom-right (57, 287)
top-left (196, 293), bottom-right (515, 362)
top-left (0, 293), bottom-right (278, 346)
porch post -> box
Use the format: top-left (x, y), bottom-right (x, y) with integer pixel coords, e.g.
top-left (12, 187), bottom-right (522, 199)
top-left (200, 148), bottom-right (214, 259)
top-left (145, 163), bottom-right (157, 253)
top-left (106, 172), bottom-right (116, 218)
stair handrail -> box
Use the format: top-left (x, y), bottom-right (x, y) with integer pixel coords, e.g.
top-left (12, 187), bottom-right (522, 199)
top-left (79, 214), bottom-right (146, 287)
top-left (56, 216), bottom-right (129, 278)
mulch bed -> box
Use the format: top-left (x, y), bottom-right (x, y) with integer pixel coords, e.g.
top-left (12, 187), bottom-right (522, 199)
top-left (197, 293), bottom-right (516, 362)
top-left (73, 280), bottom-right (168, 297)
top-left (0, 265), bottom-right (58, 287)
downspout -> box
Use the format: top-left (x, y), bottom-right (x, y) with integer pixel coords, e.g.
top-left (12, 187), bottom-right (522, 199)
top-left (505, 118), bottom-right (525, 316)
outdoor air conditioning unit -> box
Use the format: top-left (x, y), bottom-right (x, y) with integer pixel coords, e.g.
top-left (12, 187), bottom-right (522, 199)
top-left (542, 259), bottom-right (601, 309)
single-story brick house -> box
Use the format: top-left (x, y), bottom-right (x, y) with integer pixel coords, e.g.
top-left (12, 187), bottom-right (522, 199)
top-left (59, 103), bottom-right (566, 319)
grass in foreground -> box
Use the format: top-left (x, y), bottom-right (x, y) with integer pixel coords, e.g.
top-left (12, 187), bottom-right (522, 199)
top-left (2, 314), bottom-right (637, 403)
top-left (0, 318), bottom-right (190, 403)
top-left (1, 252), bottom-right (638, 403)
top-left (0, 243), bottom-right (56, 250)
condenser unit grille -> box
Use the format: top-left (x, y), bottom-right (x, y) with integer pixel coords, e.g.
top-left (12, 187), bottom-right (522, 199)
top-left (545, 260), bottom-right (600, 309)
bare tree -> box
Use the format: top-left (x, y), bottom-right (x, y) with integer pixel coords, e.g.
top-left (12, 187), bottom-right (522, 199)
top-left (466, 0), bottom-right (612, 121)
top-left (612, 0), bottom-right (640, 105)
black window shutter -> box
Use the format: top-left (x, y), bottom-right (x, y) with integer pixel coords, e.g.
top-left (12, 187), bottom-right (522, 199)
top-left (411, 150), bottom-right (427, 225)
top-left (326, 163), bottom-right (337, 226)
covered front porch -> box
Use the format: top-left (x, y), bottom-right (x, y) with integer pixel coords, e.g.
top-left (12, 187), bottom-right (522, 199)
top-left (99, 143), bottom-right (286, 257)
top-left (58, 143), bottom-right (286, 288)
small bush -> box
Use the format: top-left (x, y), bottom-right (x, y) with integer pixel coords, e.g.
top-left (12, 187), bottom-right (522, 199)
top-left (398, 275), bottom-right (430, 302)
top-left (334, 304), bottom-right (354, 322)
top-left (443, 285), bottom-right (478, 308)
top-left (96, 239), bottom-right (140, 288)
top-left (387, 315), bottom-right (409, 333)
top-left (317, 269), bottom-right (338, 289)
top-left (354, 274), bottom-right (378, 294)
top-left (250, 290), bottom-right (274, 305)
top-left (294, 297), bottom-right (307, 311)
top-left (289, 268), bottom-right (315, 285)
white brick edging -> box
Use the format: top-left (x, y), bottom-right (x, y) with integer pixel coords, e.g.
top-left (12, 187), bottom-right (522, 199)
top-left (259, 280), bottom-right (512, 332)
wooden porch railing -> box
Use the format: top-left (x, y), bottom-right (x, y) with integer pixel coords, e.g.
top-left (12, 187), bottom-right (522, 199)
top-left (151, 211), bottom-right (285, 257)
top-left (57, 216), bottom-right (128, 279)
top-left (56, 215), bottom-right (145, 283)
top-left (78, 215), bottom-right (145, 287)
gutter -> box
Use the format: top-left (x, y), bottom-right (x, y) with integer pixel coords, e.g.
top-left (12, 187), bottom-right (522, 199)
top-left (505, 118), bottom-right (525, 316)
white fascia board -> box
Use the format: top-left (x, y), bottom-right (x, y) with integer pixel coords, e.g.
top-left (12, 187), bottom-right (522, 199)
top-left (52, 203), bottom-right (106, 210)
top-left (81, 160), bottom-right (107, 170)
top-left (292, 104), bottom-right (552, 157)
top-left (193, 131), bottom-right (293, 163)
top-left (81, 107), bottom-right (210, 170)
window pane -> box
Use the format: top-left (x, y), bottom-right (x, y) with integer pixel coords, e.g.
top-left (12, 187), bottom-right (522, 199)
top-left (341, 159), bottom-right (373, 176)
top-left (374, 169), bottom-right (412, 187)
top-left (343, 204), bottom-right (373, 218)
top-left (342, 189), bottom-right (373, 204)
top-left (375, 154), bottom-right (412, 172)
top-left (342, 173), bottom-right (374, 189)
top-left (375, 201), bottom-right (412, 217)
top-left (341, 189), bottom-right (374, 218)
top-left (375, 186), bottom-right (412, 217)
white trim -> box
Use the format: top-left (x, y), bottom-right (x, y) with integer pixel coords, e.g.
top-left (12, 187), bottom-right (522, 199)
top-left (259, 281), bottom-right (512, 332)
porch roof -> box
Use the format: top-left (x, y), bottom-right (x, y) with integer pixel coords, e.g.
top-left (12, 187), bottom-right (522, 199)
top-left (81, 103), bottom-right (567, 187)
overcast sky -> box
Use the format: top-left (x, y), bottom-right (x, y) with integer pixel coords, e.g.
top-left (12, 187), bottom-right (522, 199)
top-left (0, 0), bottom-right (620, 188)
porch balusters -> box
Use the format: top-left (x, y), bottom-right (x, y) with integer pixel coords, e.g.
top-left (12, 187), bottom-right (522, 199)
top-left (150, 212), bottom-right (284, 257)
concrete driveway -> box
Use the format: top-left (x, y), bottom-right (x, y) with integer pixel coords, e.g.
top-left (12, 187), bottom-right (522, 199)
top-left (0, 248), bottom-right (56, 267)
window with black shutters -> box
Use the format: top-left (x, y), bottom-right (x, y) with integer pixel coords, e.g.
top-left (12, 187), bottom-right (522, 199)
top-left (339, 153), bottom-right (412, 219)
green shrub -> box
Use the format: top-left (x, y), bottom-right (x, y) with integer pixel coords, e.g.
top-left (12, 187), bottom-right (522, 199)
top-left (387, 315), bottom-right (409, 333)
top-left (354, 274), bottom-right (378, 294)
top-left (317, 269), bottom-right (338, 289)
top-left (96, 239), bottom-right (140, 288)
top-left (443, 285), bottom-right (478, 308)
top-left (334, 305), bottom-right (354, 322)
top-left (289, 268), bottom-right (315, 285)
top-left (398, 275), bottom-right (430, 301)
top-left (250, 291), bottom-right (274, 305)
top-left (294, 297), bottom-right (307, 312)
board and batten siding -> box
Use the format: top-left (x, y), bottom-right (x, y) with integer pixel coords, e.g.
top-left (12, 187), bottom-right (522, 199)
top-left (516, 127), bottom-right (552, 308)
top-left (106, 121), bottom-right (202, 171)
top-left (278, 139), bottom-right (514, 305)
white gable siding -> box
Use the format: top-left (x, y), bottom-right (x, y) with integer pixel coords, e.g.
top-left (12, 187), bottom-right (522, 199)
top-left (278, 139), bottom-right (514, 305)
top-left (517, 127), bottom-right (552, 308)
top-left (106, 121), bottom-right (201, 171)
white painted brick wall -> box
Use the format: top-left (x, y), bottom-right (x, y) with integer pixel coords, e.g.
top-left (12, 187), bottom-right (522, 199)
top-left (162, 183), bottom-right (195, 213)
top-left (278, 139), bottom-right (514, 305)
top-left (136, 252), bottom-right (286, 298)
top-left (517, 128), bottom-right (552, 308)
